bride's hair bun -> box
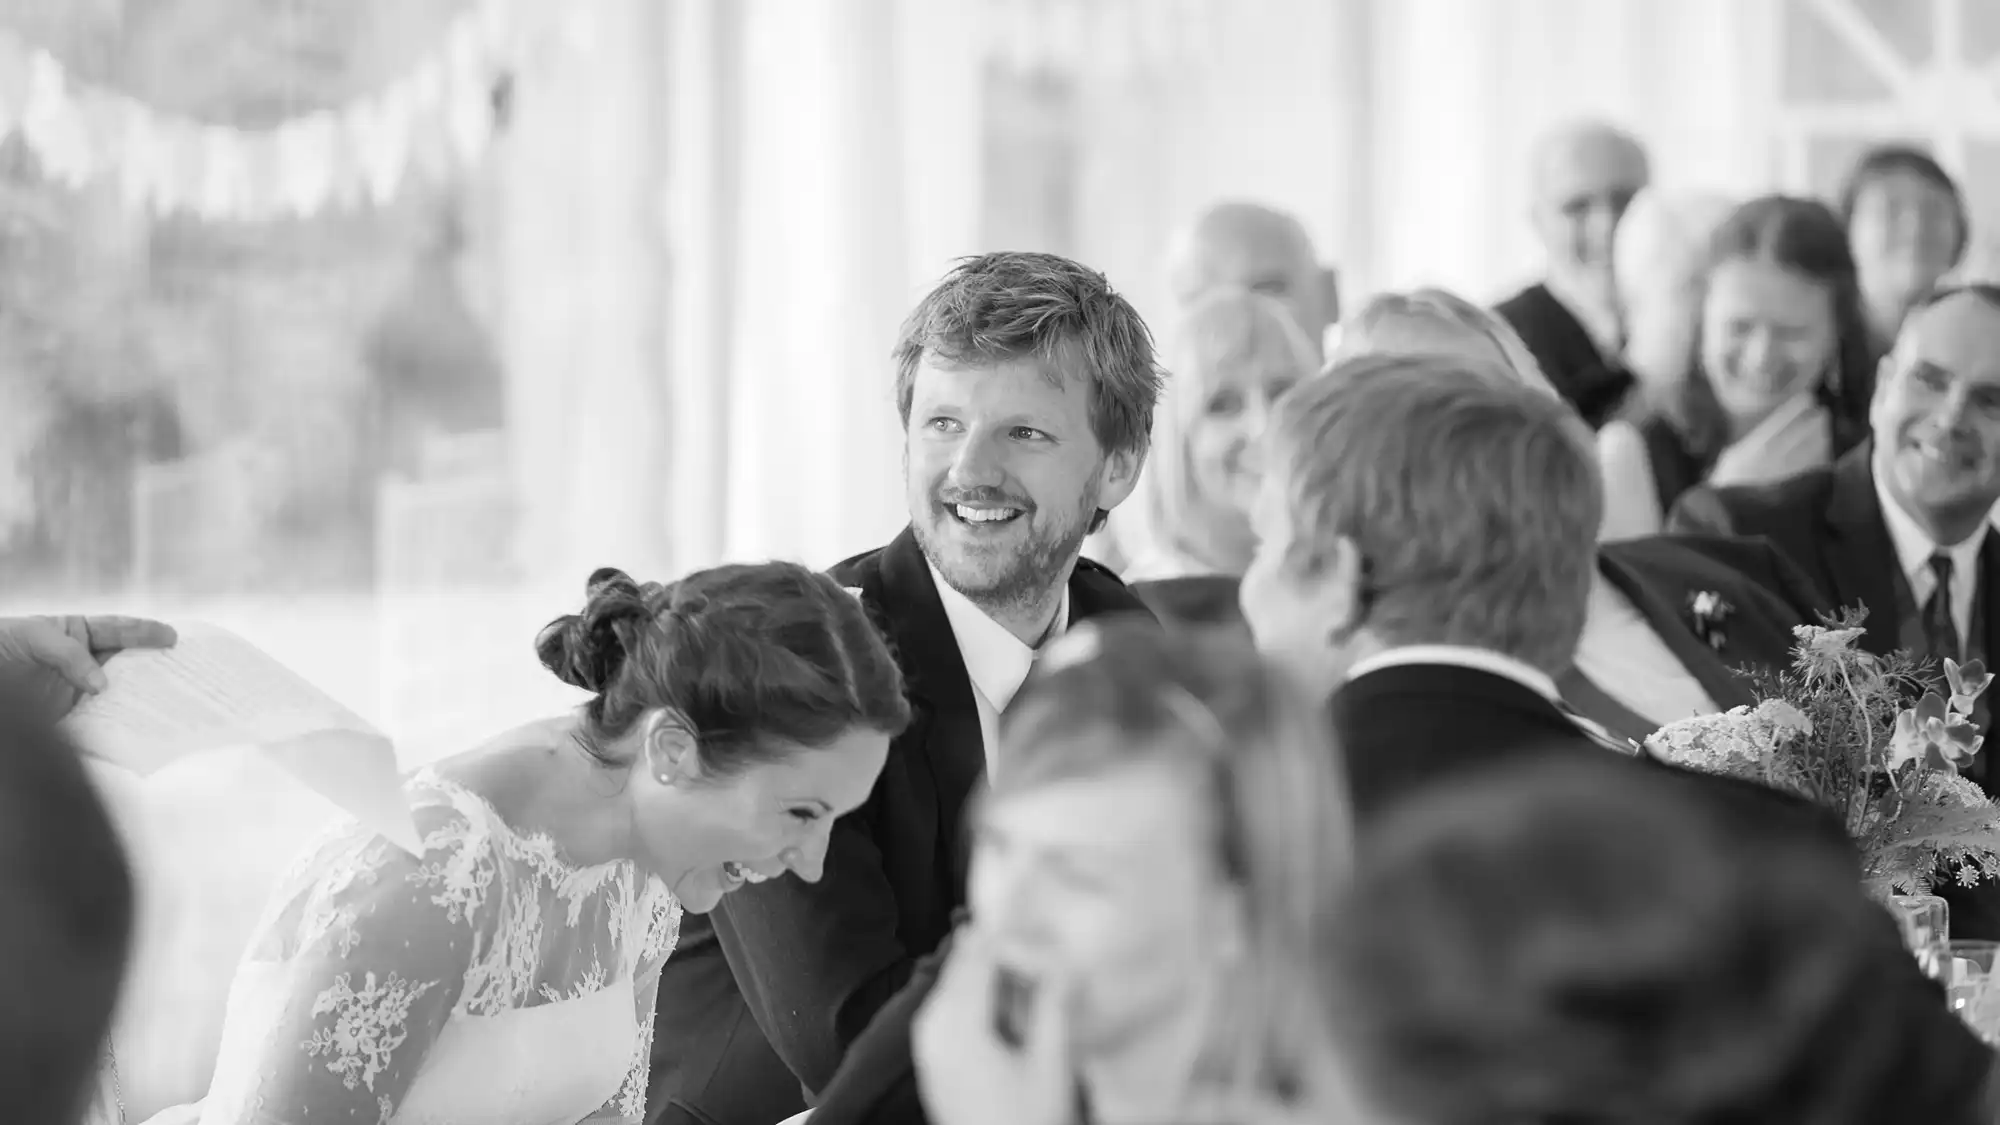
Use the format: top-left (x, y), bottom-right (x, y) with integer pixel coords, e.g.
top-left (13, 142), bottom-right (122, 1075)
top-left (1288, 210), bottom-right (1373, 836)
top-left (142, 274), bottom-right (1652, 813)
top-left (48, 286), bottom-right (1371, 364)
top-left (532, 559), bottom-right (912, 779)
top-left (535, 567), bottom-right (657, 693)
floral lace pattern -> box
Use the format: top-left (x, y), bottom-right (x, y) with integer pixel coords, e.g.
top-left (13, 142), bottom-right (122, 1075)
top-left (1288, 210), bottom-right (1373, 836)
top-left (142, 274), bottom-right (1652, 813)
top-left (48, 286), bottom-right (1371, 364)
top-left (184, 770), bottom-right (682, 1124)
top-left (305, 972), bottom-right (438, 1092)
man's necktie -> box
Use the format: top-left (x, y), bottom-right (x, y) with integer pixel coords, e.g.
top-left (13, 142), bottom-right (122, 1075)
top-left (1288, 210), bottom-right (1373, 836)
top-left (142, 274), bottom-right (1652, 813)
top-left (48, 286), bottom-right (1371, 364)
top-left (1924, 552), bottom-right (1963, 663)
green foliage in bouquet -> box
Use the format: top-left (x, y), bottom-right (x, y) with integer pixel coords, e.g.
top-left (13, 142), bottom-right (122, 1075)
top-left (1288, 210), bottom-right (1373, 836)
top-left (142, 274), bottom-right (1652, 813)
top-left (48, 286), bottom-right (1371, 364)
top-left (1645, 607), bottom-right (2000, 895)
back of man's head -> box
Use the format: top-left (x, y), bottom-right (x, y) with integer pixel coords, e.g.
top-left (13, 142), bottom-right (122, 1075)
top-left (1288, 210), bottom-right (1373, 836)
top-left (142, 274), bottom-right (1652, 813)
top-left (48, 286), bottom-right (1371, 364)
top-left (1268, 353), bottom-right (1601, 674)
top-left (0, 702), bottom-right (133, 1124)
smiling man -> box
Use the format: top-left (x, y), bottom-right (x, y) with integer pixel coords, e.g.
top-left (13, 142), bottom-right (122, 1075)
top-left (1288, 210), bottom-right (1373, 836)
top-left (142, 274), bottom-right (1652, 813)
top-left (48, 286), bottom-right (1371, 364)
top-left (1672, 284), bottom-right (2000, 934)
top-left (647, 252), bottom-right (1160, 1125)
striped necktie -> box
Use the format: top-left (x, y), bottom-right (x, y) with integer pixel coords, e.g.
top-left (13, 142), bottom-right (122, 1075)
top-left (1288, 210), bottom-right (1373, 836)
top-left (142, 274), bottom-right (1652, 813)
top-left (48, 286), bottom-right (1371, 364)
top-left (1923, 552), bottom-right (1963, 662)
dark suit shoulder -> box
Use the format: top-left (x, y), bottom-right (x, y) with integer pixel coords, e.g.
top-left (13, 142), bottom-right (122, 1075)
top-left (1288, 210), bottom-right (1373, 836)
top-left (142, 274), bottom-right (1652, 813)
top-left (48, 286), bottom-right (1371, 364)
top-left (1604, 532), bottom-right (1833, 633)
top-left (1613, 532), bottom-right (1798, 588)
top-left (1130, 575), bottom-right (1244, 631)
top-left (1066, 555), bottom-right (1157, 625)
top-left (828, 543), bottom-right (891, 589)
top-left (1493, 282), bottom-right (1554, 322)
top-left (1694, 464), bottom-right (1839, 527)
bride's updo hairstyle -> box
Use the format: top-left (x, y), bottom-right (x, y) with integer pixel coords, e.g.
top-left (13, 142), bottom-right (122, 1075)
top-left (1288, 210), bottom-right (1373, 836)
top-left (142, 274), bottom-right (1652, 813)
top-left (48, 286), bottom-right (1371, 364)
top-left (536, 563), bottom-right (910, 777)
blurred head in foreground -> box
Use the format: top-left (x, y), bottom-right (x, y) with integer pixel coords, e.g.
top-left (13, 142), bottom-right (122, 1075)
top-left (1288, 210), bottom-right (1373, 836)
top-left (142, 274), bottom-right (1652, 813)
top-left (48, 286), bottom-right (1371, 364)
top-left (1318, 753), bottom-right (1995, 1125)
top-left (966, 619), bottom-right (1352, 1116)
top-left (0, 700), bottom-right (134, 1125)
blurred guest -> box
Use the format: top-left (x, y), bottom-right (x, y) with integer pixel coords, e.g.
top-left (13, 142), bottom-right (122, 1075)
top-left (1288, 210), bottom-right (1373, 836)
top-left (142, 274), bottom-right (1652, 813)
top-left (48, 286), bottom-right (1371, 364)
top-left (0, 704), bottom-right (135, 1125)
top-left (1613, 188), bottom-right (1735, 398)
top-left (813, 620), bottom-right (1351, 1125)
top-left (1319, 754), bottom-right (1996, 1125)
top-left (1164, 201), bottom-right (1339, 361)
top-left (0, 614), bottom-right (177, 721)
top-left (1495, 120), bottom-right (1650, 430)
top-left (1088, 200), bottom-right (1335, 574)
top-left (1121, 288), bottom-right (1316, 630)
top-left (655, 253), bottom-right (1158, 1124)
top-left (1320, 304), bottom-right (1826, 744)
top-left (1601, 196), bottom-right (1874, 537)
top-left (1841, 145), bottom-right (1969, 353)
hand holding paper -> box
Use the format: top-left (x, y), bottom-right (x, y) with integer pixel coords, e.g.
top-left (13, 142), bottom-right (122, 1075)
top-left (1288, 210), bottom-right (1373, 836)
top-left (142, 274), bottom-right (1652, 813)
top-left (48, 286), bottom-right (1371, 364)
top-left (0, 613), bottom-right (177, 718)
top-left (62, 623), bottom-right (420, 854)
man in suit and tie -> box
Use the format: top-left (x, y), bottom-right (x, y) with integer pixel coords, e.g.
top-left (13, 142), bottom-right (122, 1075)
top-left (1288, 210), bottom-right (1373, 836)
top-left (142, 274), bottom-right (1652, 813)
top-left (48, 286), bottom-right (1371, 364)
top-left (645, 251), bottom-right (1158, 1125)
top-left (1670, 283), bottom-right (2000, 934)
top-left (1495, 120), bottom-right (1650, 430)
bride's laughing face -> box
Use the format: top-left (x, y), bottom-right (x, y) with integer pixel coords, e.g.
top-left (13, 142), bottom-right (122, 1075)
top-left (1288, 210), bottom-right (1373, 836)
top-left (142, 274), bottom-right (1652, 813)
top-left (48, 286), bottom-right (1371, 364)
top-left (633, 725), bottom-right (888, 912)
top-left (967, 754), bottom-right (1230, 1053)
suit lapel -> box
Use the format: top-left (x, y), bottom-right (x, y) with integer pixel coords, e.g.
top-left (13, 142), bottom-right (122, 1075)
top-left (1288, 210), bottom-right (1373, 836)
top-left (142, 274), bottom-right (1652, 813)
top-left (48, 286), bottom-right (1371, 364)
top-left (1819, 446), bottom-right (1904, 656)
top-left (1594, 550), bottom-right (1757, 710)
top-left (870, 534), bottom-right (1154, 885)
top-left (873, 530), bottom-right (984, 884)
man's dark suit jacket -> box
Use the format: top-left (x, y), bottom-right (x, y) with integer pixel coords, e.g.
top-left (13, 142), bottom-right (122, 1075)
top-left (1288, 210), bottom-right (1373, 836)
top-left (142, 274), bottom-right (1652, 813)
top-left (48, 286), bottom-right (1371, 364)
top-left (1593, 533), bottom-right (1833, 713)
top-left (1132, 533), bottom-right (1828, 713)
top-left (1670, 443), bottom-right (2000, 936)
top-left (1494, 282), bottom-right (1635, 430)
top-left (645, 527), bottom-right (1151, 1125)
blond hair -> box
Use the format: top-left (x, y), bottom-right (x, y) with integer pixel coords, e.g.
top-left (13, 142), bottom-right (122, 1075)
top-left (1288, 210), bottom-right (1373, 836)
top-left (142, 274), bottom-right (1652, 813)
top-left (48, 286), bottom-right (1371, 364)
top-left (1331, 288), bottom-right (1557, 399)
top-left (1121, 287), bottom-right (1318, 579)
top-left (1000, 619), bottom-right (1352, 1106)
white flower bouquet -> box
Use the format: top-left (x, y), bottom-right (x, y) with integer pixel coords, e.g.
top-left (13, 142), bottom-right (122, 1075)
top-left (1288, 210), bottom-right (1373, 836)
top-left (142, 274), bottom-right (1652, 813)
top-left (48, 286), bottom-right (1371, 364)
top-left (1645, 609), bottom-right (2000, 895)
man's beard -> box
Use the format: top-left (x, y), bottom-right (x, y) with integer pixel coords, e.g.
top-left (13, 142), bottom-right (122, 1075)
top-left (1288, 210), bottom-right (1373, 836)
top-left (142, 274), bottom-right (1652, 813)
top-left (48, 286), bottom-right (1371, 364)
top-left (914, 487), bottom-right (1097, 617)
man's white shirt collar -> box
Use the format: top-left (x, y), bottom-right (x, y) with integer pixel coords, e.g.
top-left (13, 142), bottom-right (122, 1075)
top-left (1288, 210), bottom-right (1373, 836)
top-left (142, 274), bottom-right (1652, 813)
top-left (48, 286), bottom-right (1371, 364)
top-left (1345, 644), bottom-right (1561, 704)
top-left (928, 564), bottom-right (1069, 716)
top-left (1873, 453), bottom-right (1984, 643)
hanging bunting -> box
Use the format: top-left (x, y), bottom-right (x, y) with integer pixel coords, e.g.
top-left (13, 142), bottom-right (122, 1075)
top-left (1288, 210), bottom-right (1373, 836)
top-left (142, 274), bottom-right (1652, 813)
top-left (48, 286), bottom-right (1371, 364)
top-left (984, 0), bottom-right (1210, 79)
top-left (0, 0), bottom-right (585, 222)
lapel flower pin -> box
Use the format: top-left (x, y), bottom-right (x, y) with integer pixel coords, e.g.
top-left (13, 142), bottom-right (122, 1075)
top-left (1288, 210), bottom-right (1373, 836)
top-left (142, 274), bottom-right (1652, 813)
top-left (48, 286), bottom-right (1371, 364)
top-left (1687, 590), bottom-right (1734, 651)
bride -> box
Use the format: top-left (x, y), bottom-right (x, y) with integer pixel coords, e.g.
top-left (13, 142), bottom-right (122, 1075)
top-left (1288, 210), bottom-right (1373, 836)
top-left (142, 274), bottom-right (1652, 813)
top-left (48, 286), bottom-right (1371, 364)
top-left (138, 562), bottom-right (909, 1125)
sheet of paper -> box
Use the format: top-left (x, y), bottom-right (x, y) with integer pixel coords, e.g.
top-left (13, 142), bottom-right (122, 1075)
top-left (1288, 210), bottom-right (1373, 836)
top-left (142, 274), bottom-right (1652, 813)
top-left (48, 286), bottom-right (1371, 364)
top-left (63, 622), bottom-right (420, 853)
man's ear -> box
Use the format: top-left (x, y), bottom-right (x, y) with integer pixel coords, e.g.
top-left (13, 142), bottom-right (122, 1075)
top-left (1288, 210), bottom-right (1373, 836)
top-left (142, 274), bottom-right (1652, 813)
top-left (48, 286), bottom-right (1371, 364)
top-left (1099, 442), bottom-right (1146, 512)
top-left (1297, 534), bottom-right (1368, 639)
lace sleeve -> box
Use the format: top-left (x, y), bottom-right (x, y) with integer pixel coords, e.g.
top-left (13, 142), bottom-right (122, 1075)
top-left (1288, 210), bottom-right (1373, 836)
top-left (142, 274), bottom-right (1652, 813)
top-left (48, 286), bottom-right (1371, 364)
top-left (581, 962), bottom-right (662, 1125)
top-left (586, 888), bottom-right (680, 1125)
top-left (202, 828), bottom-right (496, 1125)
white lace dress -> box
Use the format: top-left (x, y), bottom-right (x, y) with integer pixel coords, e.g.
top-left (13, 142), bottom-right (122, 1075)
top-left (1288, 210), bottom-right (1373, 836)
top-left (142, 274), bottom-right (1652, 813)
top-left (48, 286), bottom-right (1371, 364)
top-left (140, 769), bottom-right (682, 1125)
